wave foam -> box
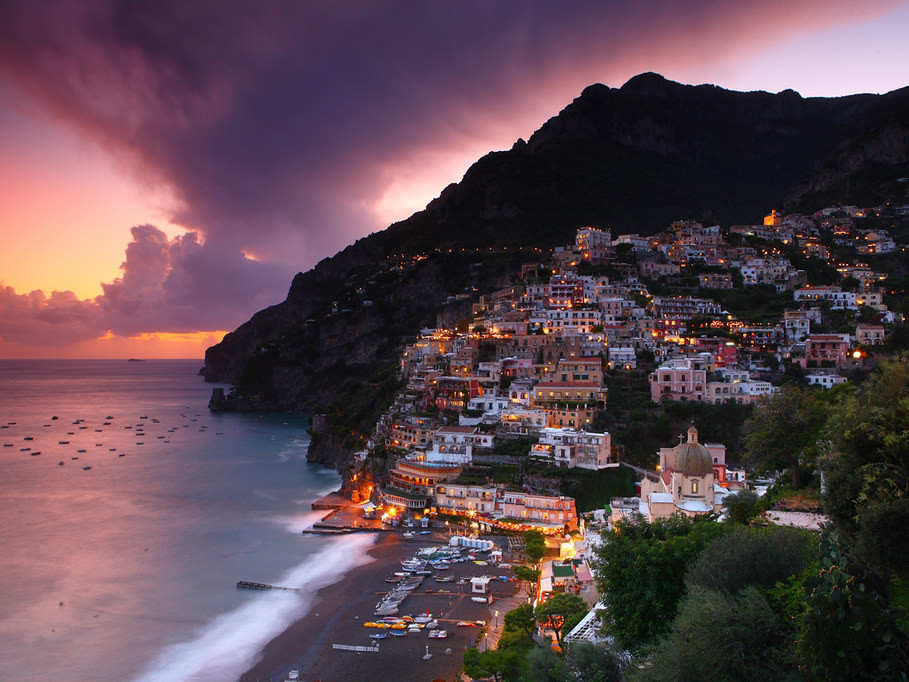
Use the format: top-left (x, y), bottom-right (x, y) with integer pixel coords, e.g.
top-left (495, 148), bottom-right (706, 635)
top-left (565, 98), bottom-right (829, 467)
top-left (132, 533), bottom-right (377, 682)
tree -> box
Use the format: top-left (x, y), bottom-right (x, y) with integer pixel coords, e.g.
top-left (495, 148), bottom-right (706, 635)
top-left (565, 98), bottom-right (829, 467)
top-left (721, 489), bottom-right (759, 524)
top-left (684, 525), bottom-right (814, 597)
top-left (593, 515), bottom-right (727, 651)
top-left (513, 566), bottom-right (541, 600)
top-left (520, 645), bottom-right (570, 681)
top-left (638, 586), bottom-right (797, 681)
top-left (563, 642), bottom-right (626, 682)
top-left (742, 384), bottom-right (829, 488)
top-left (823, 357), bottom-right (909, 580)
top-left (523, 530), bottom-right (546, 563)
top-left (534, 593), bottom-right (588, 649)
top-left (504, 603), bottom-right (537, 641)
top-left (798, 524), bottom-right (909, 680)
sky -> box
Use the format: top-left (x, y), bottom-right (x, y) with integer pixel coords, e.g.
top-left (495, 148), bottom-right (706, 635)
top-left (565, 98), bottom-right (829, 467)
top-left (1, 0), bottom-right (908, 360)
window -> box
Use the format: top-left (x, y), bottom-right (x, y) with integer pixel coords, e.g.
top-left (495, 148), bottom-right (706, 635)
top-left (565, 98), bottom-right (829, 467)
top-left (692, 481), bottom-right (699, 494)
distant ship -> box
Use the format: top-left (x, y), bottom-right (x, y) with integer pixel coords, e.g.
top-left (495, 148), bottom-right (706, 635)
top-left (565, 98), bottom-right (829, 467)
top-left (127, 358), bottom-right (146, 362)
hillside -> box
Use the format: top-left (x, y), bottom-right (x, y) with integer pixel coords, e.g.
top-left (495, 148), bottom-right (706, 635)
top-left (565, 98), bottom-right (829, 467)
top-left (203, 73), bottom-right (909, 410)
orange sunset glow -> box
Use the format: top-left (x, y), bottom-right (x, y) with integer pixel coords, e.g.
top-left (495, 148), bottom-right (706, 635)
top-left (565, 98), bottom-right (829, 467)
top-left (1, 1), bottom-right (908, 359)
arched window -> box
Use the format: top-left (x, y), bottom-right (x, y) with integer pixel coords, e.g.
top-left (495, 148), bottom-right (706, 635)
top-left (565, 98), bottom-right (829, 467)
top-left (692, 481), bottom-right (699, 494)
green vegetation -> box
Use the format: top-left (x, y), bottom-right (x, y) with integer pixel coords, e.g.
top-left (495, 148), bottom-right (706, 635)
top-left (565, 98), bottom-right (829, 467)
top-left (799, 524), bottom-right (909, 679)
top-left (823, 357), bottom-right (909, 580)
top-left (594, 515), bottom-right (728, 651)
top-left (523, 530), bottom-right (546, 563)
top-left (534, 593), bottom-right (589, 648)
top-left (513, 566), bottom-right (541, 600)
top-left (316, 363), bottom-right (403, 448)
top-left (741, 383), bottom-right (831, 489)
top-left (557, 465), bottom-right (636, 512)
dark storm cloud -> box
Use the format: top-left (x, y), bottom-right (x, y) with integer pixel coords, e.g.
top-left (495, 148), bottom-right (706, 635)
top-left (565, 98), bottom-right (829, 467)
top-left (0, 0), bottom-right (898, 344)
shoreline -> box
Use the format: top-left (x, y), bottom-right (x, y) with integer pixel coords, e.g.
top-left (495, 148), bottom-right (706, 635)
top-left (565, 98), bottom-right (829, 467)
top-left (240, 525), bottom-right (519, 682)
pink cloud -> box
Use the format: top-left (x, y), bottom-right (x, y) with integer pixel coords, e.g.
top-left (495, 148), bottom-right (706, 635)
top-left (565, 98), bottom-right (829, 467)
top-left (0, 225), bottom-right (293, 346)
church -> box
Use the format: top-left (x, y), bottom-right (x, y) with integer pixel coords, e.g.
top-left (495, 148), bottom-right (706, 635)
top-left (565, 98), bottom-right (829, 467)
top-left (639, 425), bottom-right (732, 521)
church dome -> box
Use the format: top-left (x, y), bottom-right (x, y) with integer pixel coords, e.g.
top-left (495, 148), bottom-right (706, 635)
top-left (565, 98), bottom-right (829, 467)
top-left (674, 425), bottom-right (712, 476)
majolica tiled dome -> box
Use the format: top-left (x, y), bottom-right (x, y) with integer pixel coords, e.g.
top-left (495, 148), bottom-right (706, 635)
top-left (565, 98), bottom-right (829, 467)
top-left (675, 425), bottom-right (712, 476)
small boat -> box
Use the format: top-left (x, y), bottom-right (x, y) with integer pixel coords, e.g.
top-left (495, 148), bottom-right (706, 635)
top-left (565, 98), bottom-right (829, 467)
top-left (374, 606), bottom-right (399, 616)
top-left (59, 441), bottom-right (70, 445)
top-left (435, 575), bottom-right (454, 583)
top-left (82, 466), bottom-right (92, 470)
top-left (370, 632), bottom-right (387, 639)
top-left (389, 629), bottom-right (406, 637)
top-left (418, 530), bottom-right (431, 535)
top-left (428, 629), bottom-right (448, 639)
top-left (471, 596), bottom-right (489, 603)
top-left (24, 436), bottom-right (34, 441)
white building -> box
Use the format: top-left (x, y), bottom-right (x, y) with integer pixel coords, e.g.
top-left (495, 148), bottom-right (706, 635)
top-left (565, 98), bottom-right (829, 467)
top-left (530, 427), bottom-right (612, 470)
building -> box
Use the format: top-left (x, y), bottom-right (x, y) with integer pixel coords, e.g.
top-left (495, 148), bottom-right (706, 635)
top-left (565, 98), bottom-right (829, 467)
top-left (806, 372), bottom-right (847, 389)
top-left (639, 426), bottom-right (729, 521)
top-left (794, 286), bottom-right (858, 310)
top-left (705, 368), bottom-right (777, 404)
top-left (382, 460), bottom-right (461, 510)
top-left (856, 324), bottom-right (885, 346)
top-left (434, 483), bottom-right (498, 515)
top-left (529, 427), bottom-right (612, 469)
top-left (649, 354), bottom-right (714, 402)
top-left (804, 334), bottom-right (850, 368)
top-left (575, 227), bottom-right (613, 263)
top-left (501, 491), bottom-right (578, 533)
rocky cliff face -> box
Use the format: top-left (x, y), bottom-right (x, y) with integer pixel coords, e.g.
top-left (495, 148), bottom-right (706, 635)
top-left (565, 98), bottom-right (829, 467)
top-left (204, 73), bottom-right (909, 426)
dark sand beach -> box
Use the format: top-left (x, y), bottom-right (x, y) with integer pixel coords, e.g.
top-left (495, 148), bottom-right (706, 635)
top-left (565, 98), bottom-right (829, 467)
top-left (240, 530), bottom-right (519, 682)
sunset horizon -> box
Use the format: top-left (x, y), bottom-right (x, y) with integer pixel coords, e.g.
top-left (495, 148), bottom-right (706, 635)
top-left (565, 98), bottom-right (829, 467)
top-left (2, 0), bottom-right (908, 359)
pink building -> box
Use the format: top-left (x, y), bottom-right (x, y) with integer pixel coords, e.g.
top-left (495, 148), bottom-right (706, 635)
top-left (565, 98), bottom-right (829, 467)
top-left (649, 355), bottom-right (713, 402)
top-left (804, 334), bottom-right (850, 368)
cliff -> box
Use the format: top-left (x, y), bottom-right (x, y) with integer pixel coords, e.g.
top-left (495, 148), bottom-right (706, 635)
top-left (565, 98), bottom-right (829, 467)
top-left (204, 73), bottom-right (909, 467)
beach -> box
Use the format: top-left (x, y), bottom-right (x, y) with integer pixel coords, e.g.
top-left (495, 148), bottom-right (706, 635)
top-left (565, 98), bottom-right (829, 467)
top-left (241, 527), bottom-right (520, 682)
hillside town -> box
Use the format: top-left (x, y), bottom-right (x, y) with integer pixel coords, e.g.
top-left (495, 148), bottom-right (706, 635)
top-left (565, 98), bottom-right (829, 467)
top-left (332, 205), bottom-right (902, 533)
top-left (301, 203), bottom-right (909, 678)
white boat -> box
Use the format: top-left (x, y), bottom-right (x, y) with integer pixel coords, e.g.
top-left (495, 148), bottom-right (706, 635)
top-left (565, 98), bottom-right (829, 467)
top-left (428, 629), bottom-right (448, 639)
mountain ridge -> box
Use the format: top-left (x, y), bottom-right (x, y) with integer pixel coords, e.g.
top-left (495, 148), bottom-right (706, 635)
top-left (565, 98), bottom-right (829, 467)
top-left (203, 73), bottom-right (909, 411)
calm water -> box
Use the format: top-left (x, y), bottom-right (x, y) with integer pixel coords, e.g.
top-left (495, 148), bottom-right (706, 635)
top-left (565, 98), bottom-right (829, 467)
top-left (0, 360), bottom-right (375, 681)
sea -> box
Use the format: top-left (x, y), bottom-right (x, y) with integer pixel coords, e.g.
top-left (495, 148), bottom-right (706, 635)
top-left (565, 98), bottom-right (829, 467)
top-left (0, 359), bottom-right (377, 681)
